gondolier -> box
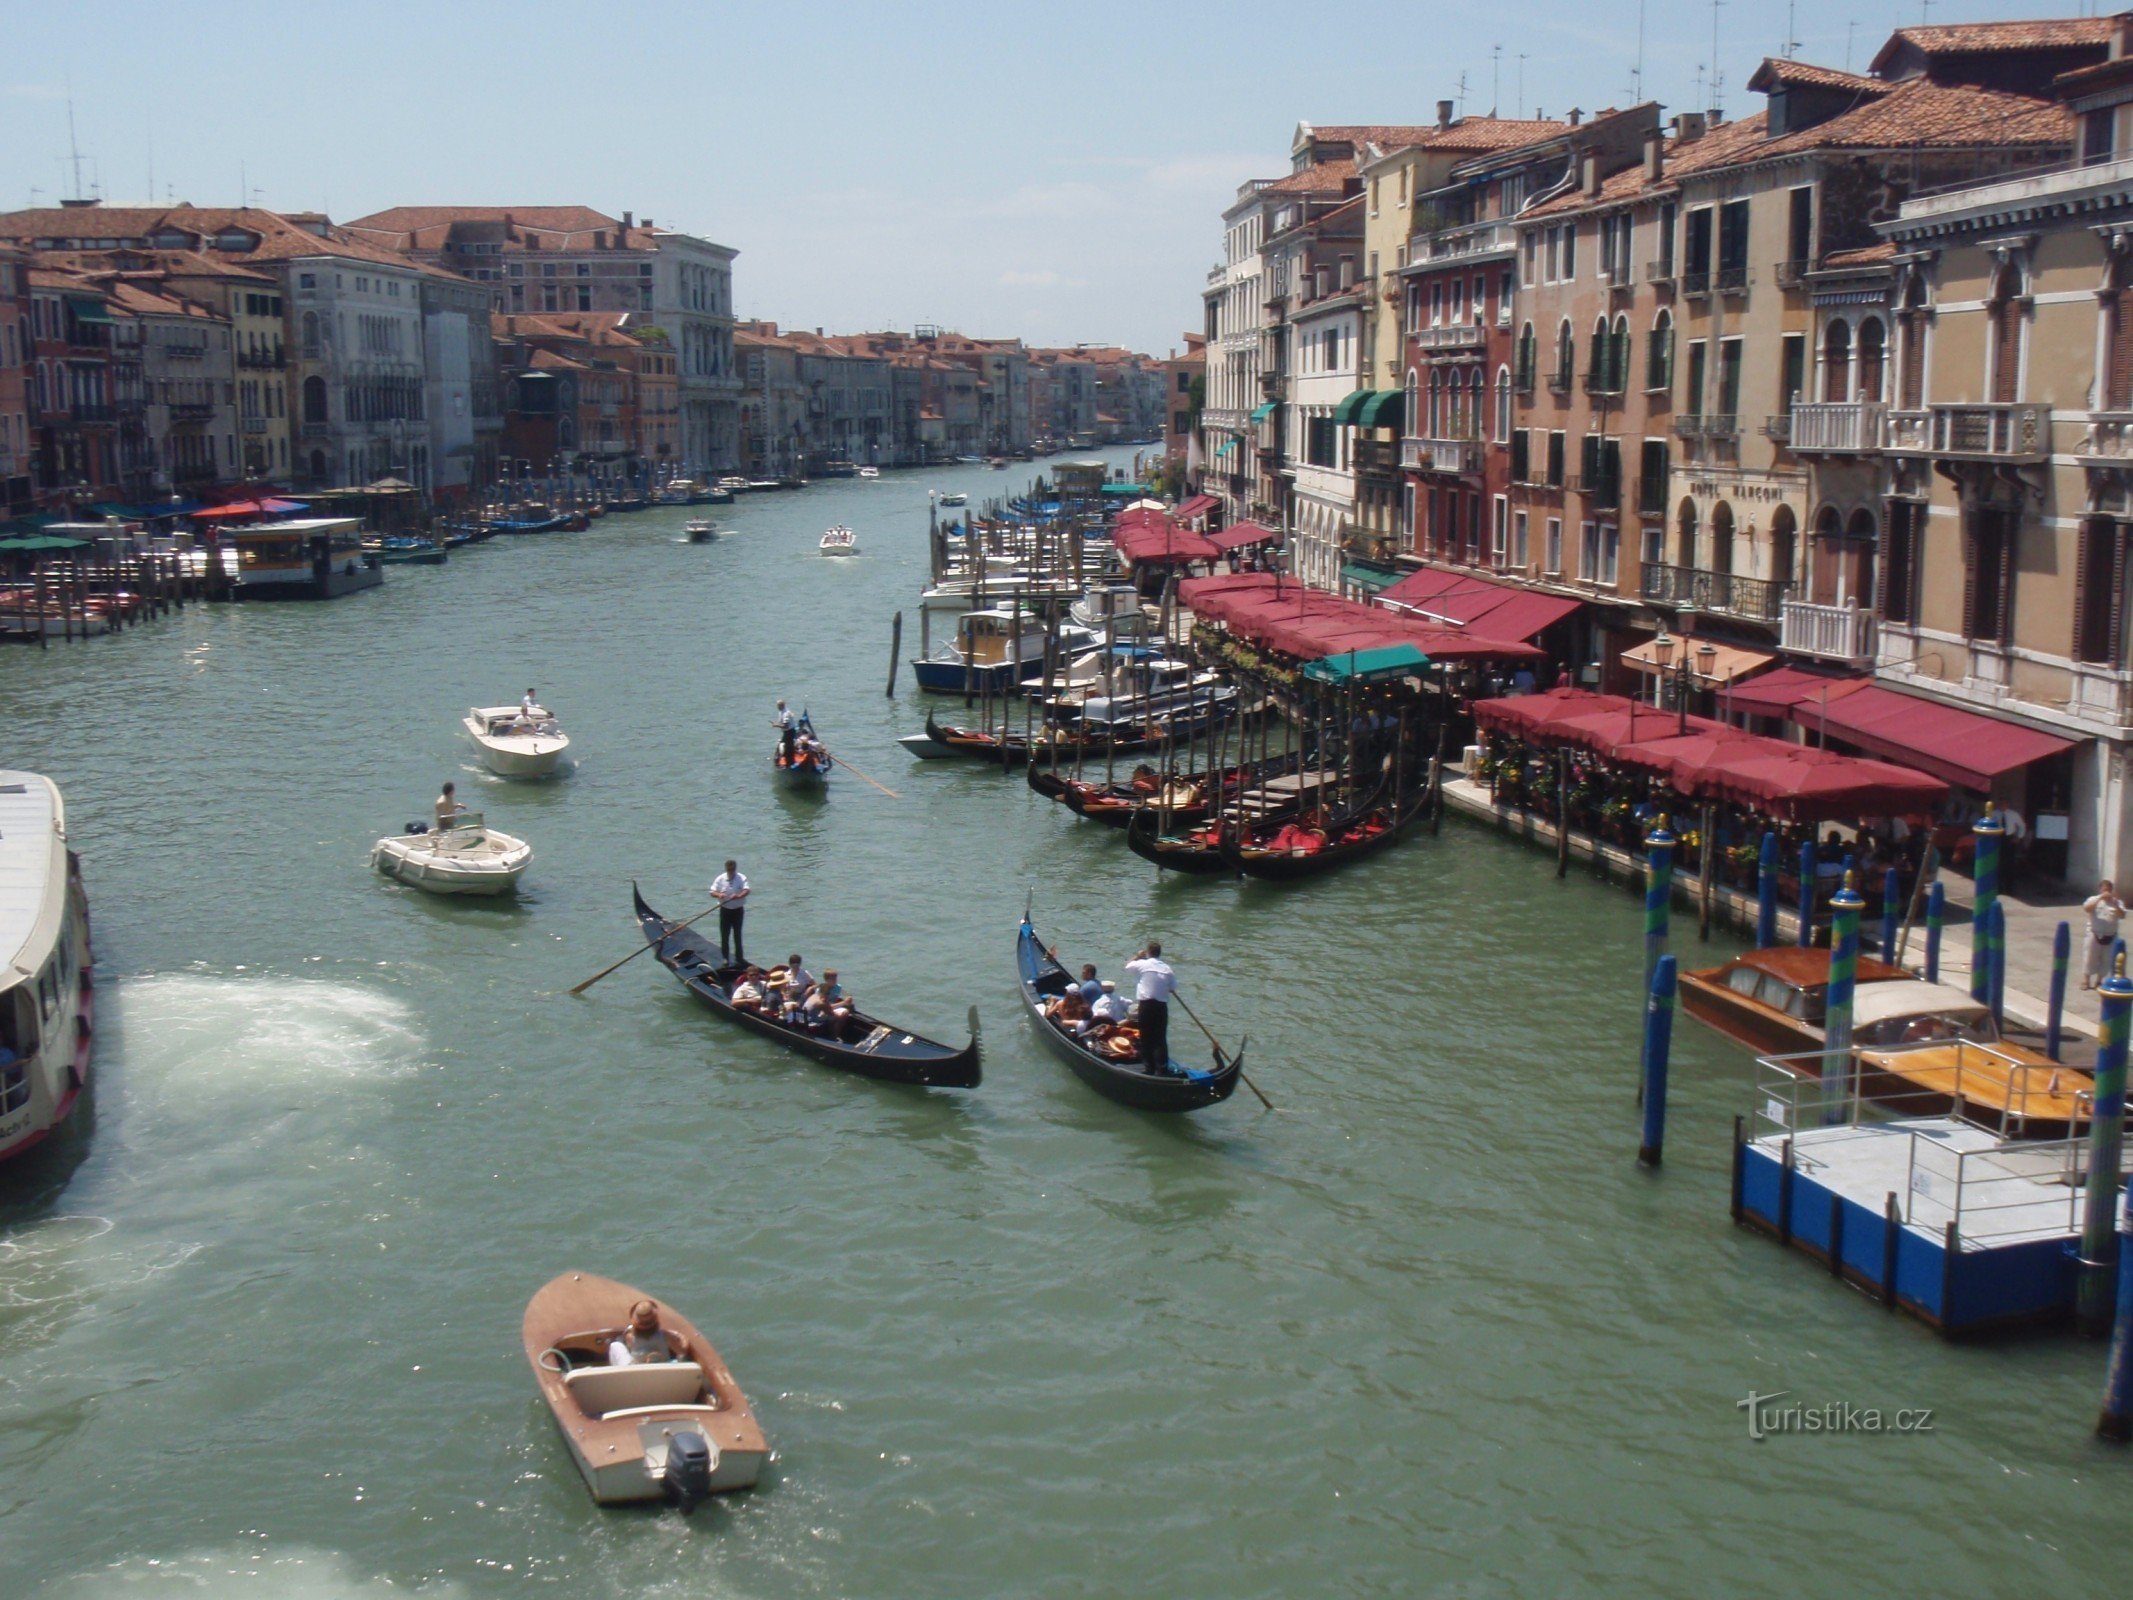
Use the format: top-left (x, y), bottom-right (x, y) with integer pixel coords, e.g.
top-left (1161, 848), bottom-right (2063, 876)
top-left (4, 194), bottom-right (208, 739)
top-left (772, 700), bottom-right (796, 760)
top-left (710, 859), bottom-right (750, 962)
top-left (1125, 942), bottom-right (1177, 1072)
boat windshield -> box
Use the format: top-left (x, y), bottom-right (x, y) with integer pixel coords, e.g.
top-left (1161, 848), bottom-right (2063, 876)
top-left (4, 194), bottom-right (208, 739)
top-left (1856, 1008), bottom-right (1998, 1049)
top-left (441, 810), bottom-right (486, 833)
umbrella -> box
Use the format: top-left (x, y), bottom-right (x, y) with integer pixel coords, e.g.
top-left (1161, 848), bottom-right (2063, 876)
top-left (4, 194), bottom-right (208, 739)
top-left (187, 497), bottom-right (307, 520)
top-left (1704, 745), bottom-right (1947, 823)
top-left (1611, 726), bottom-right (1764, 793)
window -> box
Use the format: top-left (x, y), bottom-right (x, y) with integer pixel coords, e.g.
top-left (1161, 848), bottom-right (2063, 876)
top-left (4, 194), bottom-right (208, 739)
top-left (1512, 509), bottom-right (1529, 567)
top-left (1856, 319), bottom-right (1885, 401)
top-left (1686, 340), bottom-right (1707, 413)
top-left (1546, 430), bottom-right (1565, 488)
top-left (1579, 520), bottom-right (1599, 580)
top-left (1964, 504), bottom-right (2016, 643)
top-left (1495, 366), bottom-right (1512, 442)
top-left (1641, 522), bottom-right (1665, 570)
top-left (1561, 223), bottom-right (1576, 280)
top-left (1510, 428), bottom-right (1531, 483)
top-left (1552, 319), bottom-right (1573, 387)
top-left (1499, 270), bottom-right (1514, 325)
top-left (1306, 414), bottom-right (1337, 466)
top-left (1545, 517), bottom-right (1564, 576)
top-left (1601, 524), bottom-right (1619, 585)
top-left (2086, 106), bottom-right (2117, 166)
top-left (1639, 437), bottom-right (1669, 515)
top-left (1515, 322), bottom-right (1536, 390)
top-left (1468, 493), bottom-right (1483, 562)
top-left (1646, 309), bottom-right (1673, 391)
top-left (1718, 338), bottom-right (1743, 419)
top-left (1780, 333), bottom-right (1806, 411)
top-left (2075, 516), bottom-right (2126, 663)
top-left (1430, 283), bottom-right (1444, 326)
top-left (1657, 201), bottom-right (1678, 274)
top-left (1493, 496), bottom-right (1509, 566)
top-left (1821, 320), bottom-right (1851, 401)
top-left (1682, 208), bottom-right (1713, 290)
top-left (1718, 200), bottom-right (1750, 288)
top-left (1786, 187), bottom-right (1813, 270)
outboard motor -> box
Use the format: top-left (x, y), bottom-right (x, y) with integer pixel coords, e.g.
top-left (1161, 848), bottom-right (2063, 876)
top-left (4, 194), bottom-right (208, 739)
top-left (661, 1428), bottom-right (717, 1510)
top-left (404, 821), bottom-right (431, 835)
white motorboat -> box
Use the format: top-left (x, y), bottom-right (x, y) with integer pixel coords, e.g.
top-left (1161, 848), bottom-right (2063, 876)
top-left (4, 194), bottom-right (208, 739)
top-left (937, 491), bottom-right (968, 507)
top-left (464, 704), bottom-right (571, 778)
top-left (819, 526), bottom-right (857, 556)
top-left (715, 475), bottom-right (751, 495)
top-left (0, 771), bottom-right (93, 1165)
top-left (684, 519), bottom-right (718, 543)
top-left (1069, 584), bottom-right (1152, 637)
top-left (372, 811), bottom-right (531, 896)
top-left (857, 466), bottom-right (880, 479)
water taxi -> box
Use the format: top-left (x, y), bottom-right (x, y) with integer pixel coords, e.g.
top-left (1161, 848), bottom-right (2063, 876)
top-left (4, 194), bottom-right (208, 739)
top-left (524, 1271), bottom-right (768, 1507)
top-left (0, 773), bottom-right (93, 1164)
top-left (857, 466), bottom-right (881, 479)
top-left (218, 517), bottom-right (382, 599)
top-left (464, 704), bottom-right (571, 778)
top-left (819, 526), bottom-right (857, 556)
top-left (937, 491), bottom-right (968, 508)
top-left (684, 519), bottom-right (718, 543)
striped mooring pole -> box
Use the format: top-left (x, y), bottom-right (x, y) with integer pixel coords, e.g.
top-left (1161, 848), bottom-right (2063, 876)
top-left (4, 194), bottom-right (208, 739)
top-left (1644, 818), bottom-right (1675, 998)
top-left (1756, 830), bottom-right (1778, 949)
top-left (1971, 806), bottom-right (2004, 1005)
top-left (2097, 1176), bottom-right (2133, 1442)
top-left (2079, 958), bottom-right (2133, 1337)
top-left (1823, 874), bottom-right (1865, 1126)
top-left (1797, 839), bottom-right (1817, 947)
top-left (1926, 881), bottom-right (1946, 985)
top-left (1880, 866), bottom-right (1901, 964)
top-left (1639, 954), bottom-right (1677, 1168)
top-left (1985, 900), bottom-right (2008, 1030)
top-left (2048, 920), bottom-right (2071, 1063)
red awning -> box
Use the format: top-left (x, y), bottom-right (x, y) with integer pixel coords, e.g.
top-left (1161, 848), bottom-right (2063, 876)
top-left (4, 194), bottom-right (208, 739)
top-left (1472, 688), bottom-right (1630, 736)
top-left (1113, 519), bottom-right (1220, 564)
top-left (1207, 520), bottom-right (1278, 551)
top-left (1547, 704), bottom-right (1733, 756)
top-left (1175, 494), bottom-right (1218, 522)
top-left (187, 496), bottom-right (304, 519)
top-left (1611, 726), bottom-right (1764, 790)
top-left (1701, 743), bottom-right (1948, 823)
top-left (1180, 572), bottom-right (1543, 665)
top-left (1791, 684), bottom-right (2077, 791)
top-left (1378, 565), bottom-right (1584, 644)
top-left (1721, 664), bottom-right (1870, 720)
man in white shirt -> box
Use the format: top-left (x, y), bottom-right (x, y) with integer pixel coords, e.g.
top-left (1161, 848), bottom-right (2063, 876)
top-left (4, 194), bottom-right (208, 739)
top-left (2084, 879), bottom-right (2126, 989)
top-left (1091, 980), bottom-right (1130, 1025)
top-left (710, 859), bottom-right (750, 963)
top-left (1124, 941), bottom-right (1178, 1071)
top-left (772, 699), bottom-right (796, 760)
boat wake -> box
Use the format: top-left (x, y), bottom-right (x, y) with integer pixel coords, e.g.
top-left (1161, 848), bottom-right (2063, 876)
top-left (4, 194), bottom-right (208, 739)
top-left (39, 1547), bottom-right (471, 1598)
top-left (0, 1215), bottom-right (202, 1358)
top-left (113, 973), bottom-right (431, 1099)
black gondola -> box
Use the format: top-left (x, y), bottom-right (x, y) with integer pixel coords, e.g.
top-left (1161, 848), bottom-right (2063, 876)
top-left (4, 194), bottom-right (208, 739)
top-left (773, 712), bottom-right (832, 784)
top-left (1123, 802), bottom-right (1237, 875)
top-left (634, 887), bottom-right (980, 1088)
top-left (1015, 917), bottom-right (1241, 1112)
top-left (1221, 791), bottom-right (1427, 879)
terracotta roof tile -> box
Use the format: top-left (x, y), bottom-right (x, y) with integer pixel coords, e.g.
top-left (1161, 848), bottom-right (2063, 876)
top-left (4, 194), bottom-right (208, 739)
top-left (0, 204), bottom-right (463, 281)
top-left (1876, 18), bottom-right (2110, 61)
top-left (1746, 57), bottom-right (1889, 95)
top-left (1263, 158), bottom-right (1359, 196)
top-left (1821, 242), bottom-right (1899, 269)
top-left (1759, 77), bottom-right (2071, 154)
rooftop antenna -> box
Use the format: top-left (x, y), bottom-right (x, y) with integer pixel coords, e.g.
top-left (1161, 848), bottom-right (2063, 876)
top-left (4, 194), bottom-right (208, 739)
top-left (1491, 43), bottom-right (1502, 116)
top-left (1784, 0), bottom-right (1799, 57)
top-left (1709, 0), bottom-right (1726, 115)
top-left (1845, 19), bottom-right (1857, 72)
top-left (1456, 68), bottom-right (1469, 118)
top-left (62, 86), bottom-right (88, 202)
top-left (1517, 53), bottom-right (1528, 118)
top-left (1632, 0), bottom-right (1646, 100)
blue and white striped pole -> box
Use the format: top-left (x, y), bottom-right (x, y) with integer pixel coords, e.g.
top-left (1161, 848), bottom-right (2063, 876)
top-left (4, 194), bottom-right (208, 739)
top-left (1756, 830), bottom-right (1778, 949)
top-left (1644, 818), bottom-right (1675, 1001)
top-left (1823, 875), bottom-right (1865, 1125)
top-left (1985, 900), bottom-right (2008, 1030)
top-left (2081, 959), bottom-right (2133, 1337)
top-left (2048, 920), bottom-right (2071, 1063)
top-left (1797, 839), bottom-right (1817, 947)
top-left (1926, 881), bottom-right (1946, 985)
top-left (1881, 866), bottom-right (1901, 964)
top-left (1971, 807), bottom-right (2003, 1005)
top-left (1639, 955), bottom-right (1677, 1168)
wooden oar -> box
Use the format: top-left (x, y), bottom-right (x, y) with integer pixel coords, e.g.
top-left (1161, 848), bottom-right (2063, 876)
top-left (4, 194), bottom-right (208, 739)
top-left (829, 753), bottom-right (901, 800)
top-left (1172, 988), bottom-right (1273, 1110)
top-left (569, 902), bottom-right (717, 996)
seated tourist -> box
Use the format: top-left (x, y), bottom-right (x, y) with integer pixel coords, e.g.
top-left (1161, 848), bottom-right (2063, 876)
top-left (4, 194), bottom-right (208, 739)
top-left (607, 1299), bottom-right (672, 1366)
top-left (730, 968), bottom-right (767, 1013)
top-left (1075, 963), bottom-right (1104, 1006)
top-left (817, 969), bottom-right (851, 1025)
top-left (802, 984), bottom-right (835, 1033)
top-left (1091, 980), bottom-right (1131, 1025)
top-left (1053, 987), bottom-right (1091, 1030)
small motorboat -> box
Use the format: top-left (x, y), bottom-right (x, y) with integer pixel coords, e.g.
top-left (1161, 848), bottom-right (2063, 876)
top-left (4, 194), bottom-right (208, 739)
top-left (938, 492), bottom-right (968, 508)
top-left (524, 1271), bottom-right (768, 1507)
top-left (634, 886), bottom-right (981, 1088)
top-left (857, 466), bottom-right (881, 479)
top-left (372, 811), bottom-right (531, 895)
top-left (464, 705), bottom-right (571, 778)
top-left (1016, 915), bottom-right (1242, 1111)
top-left (716, 475), bottom-right (752, 495)
top-left (684, 519), bottom-right (718, 543)
top-left (819, 526), bottom-right (857, 556)
top-left (365, 534), bottom-right (447, 565)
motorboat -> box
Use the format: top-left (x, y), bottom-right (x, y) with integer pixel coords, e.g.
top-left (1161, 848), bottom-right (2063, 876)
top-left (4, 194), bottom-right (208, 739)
top-left (716, 475), bottom-right (752, 495)
top-left (464, 704), bottom-right (572, 778)
top-left (857, 466), bottom-right (881, 479)
top-left (937, 491), bottom-right (968, 508)
top-left (1069, 584), bottom-right (1150, 637)
top-left (363, 534), bottom-right (446, 565)
top-left (1679, 946), bottom-right (1913, 1058)
top-left (819, 526), bottom-right (857, 556)
top-left (524, 1271), bottom-right (768, 1507)
top-left (909, 609), bottom-right (1096, 696)
top-left (371, 811), bottom-right (531, 896)
top-left (0, 772), bottom-right (93, 1164)
top-left (684, 519), bottom-right (718, 543)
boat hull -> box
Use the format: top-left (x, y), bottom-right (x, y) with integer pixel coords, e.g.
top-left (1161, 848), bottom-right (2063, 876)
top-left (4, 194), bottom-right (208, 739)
top-left (464, 716), bottom-right (570, 778)
top-left (372, 831), bottom-right (531, 896)
top-left (0, 795), bottom-right (93, 1165)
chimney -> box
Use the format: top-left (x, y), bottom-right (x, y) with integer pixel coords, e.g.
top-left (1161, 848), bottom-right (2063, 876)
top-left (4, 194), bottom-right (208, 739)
top-left (503, 211), bottom-right (516, 240)
top-left (1644, 129), bottom-right (1665, 181)
top-left (1707, 107), bottom-right (1725, 128)
top-left (622, 210), bottom-right (633, 229)
top-left (1582, 153), bottom-right (1601, 196)
top-left (1437, 99), bottom-right (1453, 131)
top-left (1339, 255), bottom-right (1355, 289)
top-left (1674, 111), bottom-right (1707, 143)
top-left (1567, 107), bottom-right (1582, 127)
top-left (2116, 11), bottom-right (2133, 60)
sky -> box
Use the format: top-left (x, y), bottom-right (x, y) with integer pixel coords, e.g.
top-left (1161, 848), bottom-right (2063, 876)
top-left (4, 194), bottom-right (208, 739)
top-left (0, 0), bottom-right (2106, 355)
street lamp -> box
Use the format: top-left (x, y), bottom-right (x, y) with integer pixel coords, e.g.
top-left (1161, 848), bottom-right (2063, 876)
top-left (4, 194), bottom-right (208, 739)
top-left (1651, 629), bottom-right (1673, 712)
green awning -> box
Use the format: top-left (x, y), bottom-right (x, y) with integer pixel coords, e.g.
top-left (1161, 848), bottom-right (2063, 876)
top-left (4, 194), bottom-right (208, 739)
top-left (65, 295), bottom-right (113, 325)
top-left (1356, 390), bottom-right (1404, 430)
top-left (0, 535), bottom-right (89, 552)
top-left (1339, 560), bottom-right (1400, 593)
top-left (1304, 643), bottom-right (1431, 683)
top-left (1099, 482), bottom-right (1143, 496)
top-left (1331, 389), bottom-right (1372, 425)
top-left (1249, 401), bottom-right (1276, 422)
top-left (1214, 439), bottom-right (1237, 459)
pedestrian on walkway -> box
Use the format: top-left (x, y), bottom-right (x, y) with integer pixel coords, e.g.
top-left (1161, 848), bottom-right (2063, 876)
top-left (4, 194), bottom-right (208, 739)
top-left (2083, 880), bottom-right (2125, 989)
top-left (710, 859), bottom-right (750, 964)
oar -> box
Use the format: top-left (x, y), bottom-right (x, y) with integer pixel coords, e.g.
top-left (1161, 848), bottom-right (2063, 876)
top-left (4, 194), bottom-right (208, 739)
top-left (569, 902), bottom-right (717, 995)
top-left (1171, 988), bottom-right (1273, 1110)
top-left (829, 753), bottom-right (901, 800)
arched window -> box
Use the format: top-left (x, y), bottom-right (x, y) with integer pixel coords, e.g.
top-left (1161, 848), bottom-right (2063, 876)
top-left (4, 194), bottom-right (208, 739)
top-left (1495, 365), bottom-right (1512, 443)
top-left (1516, 322), bottom-right (1537, 390)
top-left (1897, 273), bottom-right (1930, 410)
top-left (1646, 309), bottom-right (1673, 392)
top-left (1612, 315), bottom-right (1631, 393)
top-left (1404, 366), bottom-right (1419, 434)
top-left (1428, 368), bottom-right (1444, 436)
top-left (1589, 316), bottom-right (1609, 390)
top-left (1554, 319), bottom-right (1573, 386)
top-left (1822, 319), bottom-right (1852, 402)
top-left (1711, 501), bottom-right (1736, 576)
top-left (300, 310), bottom-right (320, 354)
top-left (1675, 498), bottom-right (1699, 570)
top-left (1856, 318), bottom-right (1887, 402)
top-left (1468, 368), bottom-right (1486, 439)
top-left (1770, 505), bottom-right (1797, 590)
top-left (302, 374), bottom-right (327, 424)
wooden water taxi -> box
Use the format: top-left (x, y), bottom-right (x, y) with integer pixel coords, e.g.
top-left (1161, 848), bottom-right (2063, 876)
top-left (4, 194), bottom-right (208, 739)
top-left (0, 773), bottom-right (93, 1164)
top-left (464, 704), bottom-right (571, 778)
top-left (523, 1271), bottom-right (767, 1507)
top-left (1680, 946), bottom-right (1913, 1058)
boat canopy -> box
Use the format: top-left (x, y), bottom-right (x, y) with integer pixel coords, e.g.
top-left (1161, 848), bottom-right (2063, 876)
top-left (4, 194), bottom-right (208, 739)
top-left (1303, 644), bottom-right (1430, 684)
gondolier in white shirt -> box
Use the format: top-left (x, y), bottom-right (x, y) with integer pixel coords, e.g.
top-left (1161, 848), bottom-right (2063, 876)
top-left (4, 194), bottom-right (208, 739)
top-left (772, 699), bottom-right (796, 760)
top-left (1124, 941), bottom-right (1177, 1072)
top-left (710, 859), bottom-right (750, 963)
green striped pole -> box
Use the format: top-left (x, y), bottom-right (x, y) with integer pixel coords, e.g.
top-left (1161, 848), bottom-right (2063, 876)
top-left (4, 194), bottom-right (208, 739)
top-left (2080, 956), bottom-right (2133, 1336)
top-left (1971, 807), bottom-right (2003, 1004)
top-left (1823, 874), bottom-right (1865, 1126)
top-left (1644, 816), bottom-right (1675, 1000)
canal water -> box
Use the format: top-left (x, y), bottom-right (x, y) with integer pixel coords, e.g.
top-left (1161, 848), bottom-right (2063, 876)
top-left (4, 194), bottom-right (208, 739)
top-left (0, 451), bottom-right (2121, 1598)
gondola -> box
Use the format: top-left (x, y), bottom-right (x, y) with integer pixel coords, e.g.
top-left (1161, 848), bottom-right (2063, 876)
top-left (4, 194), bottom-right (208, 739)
top-left (1221, 788), bottom-right (1428, 880)
top-left (634, 887), bottom-right (980, 1088)
top-left (1016, 916), bottom-right (1241, 1112)
top-left (1124, 803), bottom-right (1237, 875)
top-left (773, 713), bottom-right (832, 785)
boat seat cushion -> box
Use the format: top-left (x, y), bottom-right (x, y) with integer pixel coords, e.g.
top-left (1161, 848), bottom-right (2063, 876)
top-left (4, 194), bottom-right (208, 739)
top-left (564, 1360), bottom-right (704, 1416)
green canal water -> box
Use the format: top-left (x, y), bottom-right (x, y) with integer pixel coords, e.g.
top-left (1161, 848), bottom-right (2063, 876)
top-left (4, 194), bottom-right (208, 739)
top-left (0, 450), bottom-right (2123, 1598)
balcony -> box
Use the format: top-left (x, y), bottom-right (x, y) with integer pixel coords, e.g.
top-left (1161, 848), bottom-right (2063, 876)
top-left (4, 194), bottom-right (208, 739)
top-left (1635, 477), bottom-right (1668, 516)
top-left (241, 415), bottom-right (268, 434)
top-left (166, 344), bottom-right (204, 362)
top-left (1418, 221), bottom-right (1515, 262)
top-left (1563, 474), bottom-right (1621, 509)
top-left (1760, 414), bottom-right (1791, 443)
top-left (169, 401), bottom-right (213, 422)
top-left (1354, 438), bottom-right (1401, 477)
top-left (1582, 371), bottom-right (1625, 398)
top-left (1415, 323), bottom-right (1486, 351)
top-left (1513, 366), bottom-right (1535, 396)
top-left (1402, 435), bottom-right (1482, 474)
top-left (1681, 271), bottom-right (1711, 299)
top-left (1719, 266), bottom-right (1750, 295)
top-left (301, 420), bottom-right (330, 438)
top-left (1780, 600), bottom-right (1877, 666)
top-left (1885, 402), bottom-right (2050, 462)
top-left (1641, 562), bottom-right (1791, 622)
top-left (1789, 400), bottom-right (1886, 453)
top-left (237, 349), bottom-right (287, 370)
top-left (1645, 260), bottom-right (1677, 286)
top-left (2074, 411), bottom-right (2133, 463)
top-left (1774, 259), bottom-right (1810, 290)
top-left (2070, 660), bottom-right (2133, 728)
top-left (1601, 261), bottom-right (1633, 291)
top-left (1546, 367), bottom-right (1573, 394)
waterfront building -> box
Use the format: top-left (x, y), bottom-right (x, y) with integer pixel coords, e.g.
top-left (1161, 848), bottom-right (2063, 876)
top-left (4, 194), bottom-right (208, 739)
top-left (25, 269), bottom-right (118, 506)
top-left (104, 277), bottom-right (235, 497)
top-left (1270, 195), bottom-right (1366, 585)
top-left (1031, 349), bottom-right (1100, 447)
top-left (138, 253), bottom-right (291, 485)
top-left (345, 206), bottom-right (740, 476)
top-left (734, 321), bottom-right (810, 476)
top-left (0, 248), bottom-right (31, 512)
top-left (1159, 335), bottom-right (1204, 469)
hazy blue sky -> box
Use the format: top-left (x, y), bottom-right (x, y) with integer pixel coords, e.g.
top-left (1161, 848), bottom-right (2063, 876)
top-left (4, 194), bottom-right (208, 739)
top-left (0, 0), bottom-right (2097, 353)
